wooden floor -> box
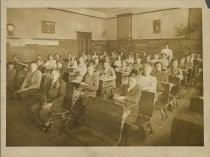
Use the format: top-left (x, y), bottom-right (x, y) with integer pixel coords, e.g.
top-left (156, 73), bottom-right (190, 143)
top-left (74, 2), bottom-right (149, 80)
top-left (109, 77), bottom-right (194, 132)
top-left (6, 87), bottom-right (200, 146)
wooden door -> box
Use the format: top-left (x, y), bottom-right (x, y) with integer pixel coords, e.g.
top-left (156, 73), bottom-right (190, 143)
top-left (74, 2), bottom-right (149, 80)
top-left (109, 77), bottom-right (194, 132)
top-left (77, 32), bottom-right (92, 56)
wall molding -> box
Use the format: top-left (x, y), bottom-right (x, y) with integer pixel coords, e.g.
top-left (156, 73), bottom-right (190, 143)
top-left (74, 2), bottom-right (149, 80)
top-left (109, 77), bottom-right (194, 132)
top-left (49, 8), bottom-right (180, 19)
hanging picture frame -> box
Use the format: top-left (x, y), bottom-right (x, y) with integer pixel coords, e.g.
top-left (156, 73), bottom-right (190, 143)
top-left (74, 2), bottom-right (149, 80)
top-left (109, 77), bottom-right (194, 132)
top-left (41, 21), bottom-right (55, 34)
top-left (153, 19), bottom-right (161, 34)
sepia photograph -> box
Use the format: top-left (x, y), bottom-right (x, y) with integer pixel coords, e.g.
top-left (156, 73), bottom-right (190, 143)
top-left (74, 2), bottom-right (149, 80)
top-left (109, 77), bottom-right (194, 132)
top-left (3, 0), bottom-right (210, 156)
top-left (5, 7), bottom-right (204, 147)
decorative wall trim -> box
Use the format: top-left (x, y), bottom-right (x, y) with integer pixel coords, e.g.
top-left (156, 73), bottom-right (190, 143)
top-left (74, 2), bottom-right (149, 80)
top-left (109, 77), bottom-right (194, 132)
top-left (49, 8), bottom-right (180, 19)
top-left (48, 8), bottom-right (107, 19)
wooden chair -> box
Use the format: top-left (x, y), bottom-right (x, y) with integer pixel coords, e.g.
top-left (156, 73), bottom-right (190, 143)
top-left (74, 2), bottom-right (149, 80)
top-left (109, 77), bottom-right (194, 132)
top-left (63, 72), bottom-right (70, 83)
top-left (14, 69), bottom-right (28, 89)
top-left (187, 68), bottom-right (196, 87)
top-left (154, 81), bottom-right (171, 120)
top-left (169, 75), bottom-right (181, 108)
top-left (63, 71), bottom-right (77, 83)
top-left (179, 70), bottom-right (188, 99)
top-left (38, 66), bottom-right (45, 74)
top-left (63, 83), bottom-right (75, 111)
top-left (136, 90), bottom-right (156, 140)
top-left (115, 71), bottom-right (123, 88)
top-left (180, 70), bottom-right (188, 86)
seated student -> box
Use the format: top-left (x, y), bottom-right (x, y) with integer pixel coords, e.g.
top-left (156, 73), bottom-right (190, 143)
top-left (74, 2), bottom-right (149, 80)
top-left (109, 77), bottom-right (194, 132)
top-left (36, 55), bottom-right (44, 66)
top-left (72, 63), bottom-right (100, 123)
top-left (195, 53), bottom-right (202, 63)
top-left (193, 53), bottom-right (203, 75)
top-left (13, 55), bottom-right (24, 72)
top-left (91, 52), bottom-right (98, 59)
top-left (168, 59), bottom-right (183, 81)
top-left (93, 57), bottom-right (103, 73)
top-left (56, 60), bottom-right (65, 78)
top-left (73, 57), bottom-right (87, 83)
top-left (67, 55), bottom-right (77, 68)
top-left (137, 64), bottom-right (157, 93)
top-left (81, 52), bottom-right (88, 63)
top-left (151, 61), bottom-right (169, 82)
top-left (119, 74), bottom-right (142, 145)
top-left (37, 60), bottom-right (45, 73)
top-left (134, 52), bottom-right (140, 60)
top-left (113, 55), bottom-right (122, 69)
top-left (102, 50), bottom-right (107, 58)
top-left (104, 55), bottom-right (110, 63)
top-left (7, 62), bottom-right (17, 93)
top-left (168, 59), bottom-right (183, 109)
top-left (16, 62), bottom-right (42, 100)
top-left (190, 52), bottom-right (195, 63)
top-left (178, 57), bottom-right (188, 70)
top-left (13, 55), bottom-right (22, 64)
top-left (159, 53), bottom-right (170, 71)
top-left (119, 60), bottom-right (131, 73)
top-left (66, 52), bottom-right (72, 62)
top-left (30, 70), bottom-right (66, 131)
top-left (110, 51), bottom-right (117, 65)
top-left (86, 54), bottom-right (92, 64)
top-left (141, 51), bottom-right (147, 60)
top-left (133, 58), bottom-right (142, 71)
top-left (100, 62), bottom-right (116, 81)
top-left (80, 63), bottom-right (99, 98)
top-left (44, 54), bottom-right (57, 69)
top-left (113, 74), bottom-right (141, 103)
top-left (100, 62), bottom-right (116, 96)
top-left (126, 54), bottom-right (135, 64)
top-left (185, 54), bottom-right (194, 69)
top-left (151, 53), bottom-right (160, 64)
top-left (99, 54), bottom-right (104, 62)
top-left (143, 55), bottom-right (154, 67)
top-left (119, 51), bottom-right (125, 59)
top-left (55, 53), bottom-right (62, 62)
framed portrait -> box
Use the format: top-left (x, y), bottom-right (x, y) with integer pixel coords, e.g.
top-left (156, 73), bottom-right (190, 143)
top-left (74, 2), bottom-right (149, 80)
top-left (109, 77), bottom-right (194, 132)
top-left (41, 21), bottom-right (55, 34)
top-left (153, 19), bottom-right (161, 34)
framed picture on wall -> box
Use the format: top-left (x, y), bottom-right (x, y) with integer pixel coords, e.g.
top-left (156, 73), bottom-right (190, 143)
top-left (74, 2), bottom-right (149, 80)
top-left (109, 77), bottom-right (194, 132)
top-left (153, 20), bottom-right (161, 34)
top-left (41, 21), bottom-right (55, 34)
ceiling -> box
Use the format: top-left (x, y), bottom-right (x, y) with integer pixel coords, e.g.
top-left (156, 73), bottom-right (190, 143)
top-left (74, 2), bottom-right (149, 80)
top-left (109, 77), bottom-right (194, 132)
top-left (54, 8), bottom-right (167, 18)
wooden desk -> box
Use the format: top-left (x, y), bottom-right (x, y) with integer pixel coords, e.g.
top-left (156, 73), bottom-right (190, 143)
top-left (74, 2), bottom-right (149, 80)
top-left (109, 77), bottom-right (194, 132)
top-left (63, 71), bottom-right (77, 83)
top-left (69, 96), bottom-right (138, 145)
top-left (170, 108), bottom-right (204, 146)
top-left (14, 70), bottom-right (28, 89)
top-left (64, 82), bottom-right (84, 110)
top-left (97, 77), bottom-right (115, 96)
top-left (63, 67), bottom-right (75, 73)
top-left (115, 71), bottom-right (130, 88)
top-left (190, 97), bottom-right (203, 114)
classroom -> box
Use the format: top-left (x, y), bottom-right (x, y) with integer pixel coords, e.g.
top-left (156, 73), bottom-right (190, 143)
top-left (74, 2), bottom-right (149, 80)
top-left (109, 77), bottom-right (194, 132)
top-left (6, 8), bottom-right (203, 146)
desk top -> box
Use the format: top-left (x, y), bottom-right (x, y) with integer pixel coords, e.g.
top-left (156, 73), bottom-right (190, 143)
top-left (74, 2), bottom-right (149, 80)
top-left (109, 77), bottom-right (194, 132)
top-left (90, 96), bottom-right (138, 110)
top-left (115, 70), bottom-right (130, 75)
top-left (99, 77), bottom-right (115, 82)
top-left (174, 107), bottom-right (203, 126)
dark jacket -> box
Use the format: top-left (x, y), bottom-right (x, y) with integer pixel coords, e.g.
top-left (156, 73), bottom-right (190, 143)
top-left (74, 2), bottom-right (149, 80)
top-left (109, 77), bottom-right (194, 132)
top-left (119, 84), bottom-right (141, 103)
top-left (151, 70), bottom-right (169, 82)
top-left (82, 73), bottom-right (99, 97)
top-left (42, 78), bottom-right (66, 112)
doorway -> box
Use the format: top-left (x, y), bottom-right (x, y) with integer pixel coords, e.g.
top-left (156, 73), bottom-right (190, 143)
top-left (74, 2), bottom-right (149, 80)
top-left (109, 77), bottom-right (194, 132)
top-left (77, 32), bottom-right (92, 56)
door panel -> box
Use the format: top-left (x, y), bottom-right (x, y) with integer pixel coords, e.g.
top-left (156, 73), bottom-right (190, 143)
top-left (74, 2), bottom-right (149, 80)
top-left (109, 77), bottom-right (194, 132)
top-left (77, 32), bottom-right (92, 56)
